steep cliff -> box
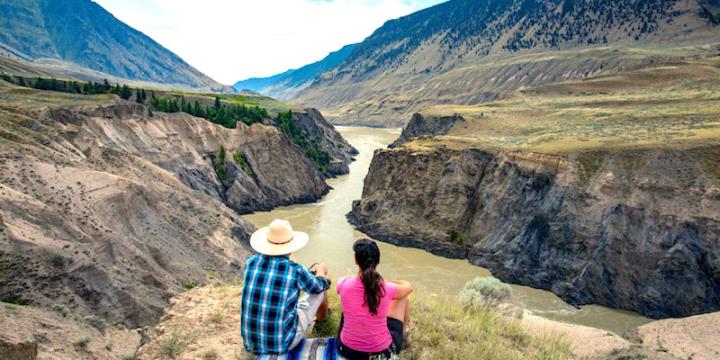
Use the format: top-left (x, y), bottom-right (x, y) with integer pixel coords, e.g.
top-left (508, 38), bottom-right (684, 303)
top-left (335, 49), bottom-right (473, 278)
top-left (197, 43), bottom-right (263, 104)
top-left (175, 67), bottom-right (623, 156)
top-left (288, 108), bottom-right (358, 176)
top-left (71, 104), bottom-right (330, 214)
top-left (350, 145), bottom-right (720, 318)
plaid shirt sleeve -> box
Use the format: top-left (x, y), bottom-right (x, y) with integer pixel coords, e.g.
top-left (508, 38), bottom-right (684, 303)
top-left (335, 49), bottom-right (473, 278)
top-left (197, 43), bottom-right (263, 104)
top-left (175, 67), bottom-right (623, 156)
top-left (295, 264), bottom-right (330, 294)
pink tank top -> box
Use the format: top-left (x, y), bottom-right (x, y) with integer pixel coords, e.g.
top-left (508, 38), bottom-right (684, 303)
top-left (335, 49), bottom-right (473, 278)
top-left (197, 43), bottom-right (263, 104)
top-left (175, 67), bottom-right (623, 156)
top-left (336, 276), bottom-right (398, 352)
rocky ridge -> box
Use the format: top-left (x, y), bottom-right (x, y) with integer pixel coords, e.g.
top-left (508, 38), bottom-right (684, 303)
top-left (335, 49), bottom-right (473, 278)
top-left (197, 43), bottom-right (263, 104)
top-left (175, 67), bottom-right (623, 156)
top-left (350, 144), bottom-right (720, 318)
top-left (389, 112), bottom-right (464, 148)
top-left (288, 108), bottom-right (358, 176)
top-left (294, 0), bottom-right (720, 126)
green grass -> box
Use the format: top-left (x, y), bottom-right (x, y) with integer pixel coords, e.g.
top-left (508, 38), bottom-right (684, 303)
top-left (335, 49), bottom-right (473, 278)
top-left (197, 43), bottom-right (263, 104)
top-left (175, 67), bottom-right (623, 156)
top-left (225, 95), bottom-right (260, 106)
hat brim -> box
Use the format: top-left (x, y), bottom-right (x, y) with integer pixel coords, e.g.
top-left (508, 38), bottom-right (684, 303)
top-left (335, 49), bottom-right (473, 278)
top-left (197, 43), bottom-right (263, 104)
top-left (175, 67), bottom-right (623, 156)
top-left (249, 227), bottom-right (309, 256)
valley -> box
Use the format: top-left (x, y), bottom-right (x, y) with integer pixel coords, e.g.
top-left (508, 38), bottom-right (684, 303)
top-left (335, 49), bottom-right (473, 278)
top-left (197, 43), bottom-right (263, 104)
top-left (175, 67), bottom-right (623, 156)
top-left (2, 0), bottom-right (720, 358)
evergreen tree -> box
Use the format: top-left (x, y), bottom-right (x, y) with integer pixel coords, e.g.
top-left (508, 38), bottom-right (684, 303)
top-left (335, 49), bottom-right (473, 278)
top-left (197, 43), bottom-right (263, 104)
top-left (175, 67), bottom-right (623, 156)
top-left (120, 84), bottom-right (132, 100)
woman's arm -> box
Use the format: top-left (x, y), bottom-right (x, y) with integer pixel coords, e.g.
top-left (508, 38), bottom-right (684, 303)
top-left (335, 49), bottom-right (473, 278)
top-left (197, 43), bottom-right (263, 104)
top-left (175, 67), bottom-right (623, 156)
top-left (388, 280), bottom-right (413, 299)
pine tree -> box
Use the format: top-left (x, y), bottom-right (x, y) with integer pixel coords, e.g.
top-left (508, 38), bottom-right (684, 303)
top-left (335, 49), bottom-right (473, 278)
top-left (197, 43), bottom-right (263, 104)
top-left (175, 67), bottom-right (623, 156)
top-left (120, 85), bottom-right (132, 100)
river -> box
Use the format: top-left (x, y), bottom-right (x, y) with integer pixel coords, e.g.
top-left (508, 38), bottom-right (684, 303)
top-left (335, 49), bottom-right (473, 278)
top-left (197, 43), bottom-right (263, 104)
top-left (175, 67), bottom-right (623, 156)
top-left (244, 126), bottom-right (651, 335)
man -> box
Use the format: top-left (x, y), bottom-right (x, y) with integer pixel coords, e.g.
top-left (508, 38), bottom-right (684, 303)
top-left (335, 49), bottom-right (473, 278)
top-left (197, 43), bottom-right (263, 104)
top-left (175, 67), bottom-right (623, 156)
top-left (241, 219), bottom-right (330, 355)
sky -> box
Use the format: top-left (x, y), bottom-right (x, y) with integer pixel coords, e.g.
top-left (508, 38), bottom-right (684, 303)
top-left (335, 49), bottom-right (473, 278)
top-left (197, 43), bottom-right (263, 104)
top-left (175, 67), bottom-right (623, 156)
top-left (94, 0), bottom-right (445, 84)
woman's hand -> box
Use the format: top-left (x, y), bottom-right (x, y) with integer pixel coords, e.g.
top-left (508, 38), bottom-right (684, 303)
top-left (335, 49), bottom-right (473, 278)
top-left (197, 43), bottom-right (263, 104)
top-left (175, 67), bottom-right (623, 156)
top-left (389, 280), bottom-right (413, 299)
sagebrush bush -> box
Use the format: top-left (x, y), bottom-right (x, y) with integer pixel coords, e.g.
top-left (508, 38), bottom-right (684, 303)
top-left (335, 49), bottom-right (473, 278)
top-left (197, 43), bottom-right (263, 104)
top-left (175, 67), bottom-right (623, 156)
top-left (459, 276), bottom-right (512, 309)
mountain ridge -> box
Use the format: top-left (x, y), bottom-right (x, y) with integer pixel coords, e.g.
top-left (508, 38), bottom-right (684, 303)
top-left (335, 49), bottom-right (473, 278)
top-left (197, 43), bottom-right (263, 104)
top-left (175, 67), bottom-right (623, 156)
top-left (293, 0), bottom-right (720, 126)
top-left (0, 0), bottom-right (229, 91)
top-left (234, 43), bottom-right (357, 100)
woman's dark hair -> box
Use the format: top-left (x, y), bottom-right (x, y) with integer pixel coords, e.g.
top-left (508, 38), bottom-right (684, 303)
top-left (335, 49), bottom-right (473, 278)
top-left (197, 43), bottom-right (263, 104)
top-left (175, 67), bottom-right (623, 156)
top-left (353, 239), bottom-right (385, 315)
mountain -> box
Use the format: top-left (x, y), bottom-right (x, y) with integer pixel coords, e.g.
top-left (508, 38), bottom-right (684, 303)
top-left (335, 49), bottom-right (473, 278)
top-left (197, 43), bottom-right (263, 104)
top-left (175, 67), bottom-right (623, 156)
top-left (234, 44), bottom-right (357, 100)
top-left (0, 0), bottom-right (229, 91)
top-left (293, 0), bottom-right (720, 126)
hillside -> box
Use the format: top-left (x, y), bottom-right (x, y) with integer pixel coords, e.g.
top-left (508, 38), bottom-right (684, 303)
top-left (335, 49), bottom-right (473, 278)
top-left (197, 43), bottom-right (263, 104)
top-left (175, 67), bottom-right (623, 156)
top-left (349, 58), bottom-right (720, 318)
top-left (234, 44), bottom-right (357, 100)
top-left (0, 79), bottom-right (356, 330)
top-left (294, 0), bottom-right (720, 126)
top-left (0, 0), bottom-right (229, 91)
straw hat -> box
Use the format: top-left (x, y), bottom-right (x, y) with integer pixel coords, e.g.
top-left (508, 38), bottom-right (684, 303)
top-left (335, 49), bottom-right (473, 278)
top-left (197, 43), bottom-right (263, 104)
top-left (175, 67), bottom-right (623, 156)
top-left (250, 219), bottom-right (309, 256)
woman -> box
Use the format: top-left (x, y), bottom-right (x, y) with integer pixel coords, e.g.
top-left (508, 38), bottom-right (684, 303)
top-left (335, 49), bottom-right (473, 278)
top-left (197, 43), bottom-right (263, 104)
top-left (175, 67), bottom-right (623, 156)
top-left (336, 239), bottom-right (413, 359)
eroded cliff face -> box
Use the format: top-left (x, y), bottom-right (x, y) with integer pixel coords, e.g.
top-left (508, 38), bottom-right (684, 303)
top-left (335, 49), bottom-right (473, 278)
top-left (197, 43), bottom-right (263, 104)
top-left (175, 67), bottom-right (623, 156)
top-left (0, 93), bottom-right (336, 328)
top-left (67, 104), bottom-right (331, 214)
top-left (350, 146), bottom-right (720, 318)
top-left (289, 108), bottom-right (358, 176)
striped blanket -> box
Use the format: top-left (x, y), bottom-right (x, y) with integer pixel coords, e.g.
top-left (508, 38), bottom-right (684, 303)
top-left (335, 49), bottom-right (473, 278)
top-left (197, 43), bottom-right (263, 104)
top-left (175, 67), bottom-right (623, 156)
top-left (257, 338), bottom-right (344, 360)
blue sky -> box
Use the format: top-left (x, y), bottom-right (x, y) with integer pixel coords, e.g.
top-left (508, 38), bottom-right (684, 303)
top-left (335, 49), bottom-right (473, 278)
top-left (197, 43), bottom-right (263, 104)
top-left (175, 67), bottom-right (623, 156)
top-left (94, 0), bottom-right (446, 84)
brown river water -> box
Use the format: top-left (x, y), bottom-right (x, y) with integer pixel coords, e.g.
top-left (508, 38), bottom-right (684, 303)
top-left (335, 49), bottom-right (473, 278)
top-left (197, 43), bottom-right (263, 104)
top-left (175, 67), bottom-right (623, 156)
top-left (245, 126), bottom-right (651, 335)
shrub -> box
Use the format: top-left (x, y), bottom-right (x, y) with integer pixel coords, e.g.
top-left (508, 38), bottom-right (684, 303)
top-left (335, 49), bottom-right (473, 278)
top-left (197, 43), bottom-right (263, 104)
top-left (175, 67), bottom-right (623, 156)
top-left (183, 282), bottom-right (197, 290)
top-left (449, 229), bottom-right (465, 246)
top-left (233, 151), bottom-right (253, 176)
top-left (52, 304), bottom-right (71, 318)
top-left (459, 276), bottom-right (512, 309)
top-left (74, 335), bottom-right (91, 350)
top-left (202, 349), bottom-right (219, 360)
top-left (3, 303), bottom-right (18, 314)
top-left (160, 332), bottom-right (187, 359)
top-left (50, 253), bottom-right (66, 268)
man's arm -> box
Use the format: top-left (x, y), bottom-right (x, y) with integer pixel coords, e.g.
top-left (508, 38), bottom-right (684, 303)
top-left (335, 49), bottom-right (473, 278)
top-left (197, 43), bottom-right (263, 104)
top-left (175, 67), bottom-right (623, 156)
top-left (296, 263), bottom-right (330, 294)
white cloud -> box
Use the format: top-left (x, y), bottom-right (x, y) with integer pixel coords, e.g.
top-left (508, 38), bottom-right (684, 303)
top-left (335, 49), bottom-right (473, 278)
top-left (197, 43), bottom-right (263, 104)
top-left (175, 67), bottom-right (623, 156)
top-left (93, 0), bottom-right (444, 84)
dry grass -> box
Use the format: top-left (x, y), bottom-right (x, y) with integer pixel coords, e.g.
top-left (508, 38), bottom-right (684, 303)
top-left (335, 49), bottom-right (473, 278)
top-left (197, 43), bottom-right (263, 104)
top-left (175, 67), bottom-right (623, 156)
top-left (412, 58), bottom-right (720, 154)
top-left (140, 283), bottom-right (569, 360)
top-left (404, 294), bottom-right (569, 360)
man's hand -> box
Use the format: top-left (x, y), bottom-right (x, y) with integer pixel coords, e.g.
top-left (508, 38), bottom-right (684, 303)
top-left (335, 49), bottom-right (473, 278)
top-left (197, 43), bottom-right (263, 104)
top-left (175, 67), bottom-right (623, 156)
top-left (315, 263), bottom-right (329, 278)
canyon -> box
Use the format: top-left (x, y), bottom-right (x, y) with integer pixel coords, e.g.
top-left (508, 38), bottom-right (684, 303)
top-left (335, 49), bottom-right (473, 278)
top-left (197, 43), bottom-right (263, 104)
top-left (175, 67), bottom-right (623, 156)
top-left (349, 58), bottom-right (720, 318)
top-left (0, 81), bottom-right (355, 330)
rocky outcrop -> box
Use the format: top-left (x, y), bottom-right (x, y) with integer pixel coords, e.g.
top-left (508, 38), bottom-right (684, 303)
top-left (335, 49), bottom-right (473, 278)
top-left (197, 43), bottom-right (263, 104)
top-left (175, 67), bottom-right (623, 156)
top-left (65, 104), bottom-right (331, 214)
top-left (288, 108), bottom-right (358, 176)
top-left (349, 146), bottom-right (720, 318)
top-left (389, 113), bottom-right (464, 148)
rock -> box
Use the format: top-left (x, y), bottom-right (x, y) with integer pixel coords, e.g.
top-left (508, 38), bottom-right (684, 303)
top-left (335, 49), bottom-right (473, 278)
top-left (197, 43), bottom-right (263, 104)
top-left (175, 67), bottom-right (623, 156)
top-left (350, 145), bottom-right (720, 318)
top-left (0, 339), bottom-right (38, 360)
top-left (287, 108), bottom-right (358, 176)
top-left (389, 113), bottom-right (464, 148)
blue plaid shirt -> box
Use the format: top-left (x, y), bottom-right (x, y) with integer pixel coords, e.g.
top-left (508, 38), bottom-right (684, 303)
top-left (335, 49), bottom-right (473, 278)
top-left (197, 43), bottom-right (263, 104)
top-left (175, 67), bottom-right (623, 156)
top-left (241, 254), bottom-right (330, 354)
